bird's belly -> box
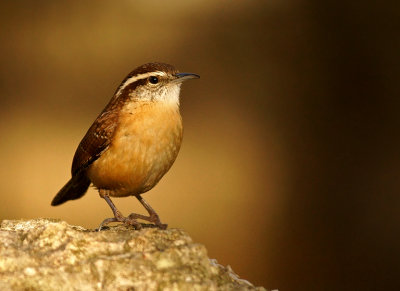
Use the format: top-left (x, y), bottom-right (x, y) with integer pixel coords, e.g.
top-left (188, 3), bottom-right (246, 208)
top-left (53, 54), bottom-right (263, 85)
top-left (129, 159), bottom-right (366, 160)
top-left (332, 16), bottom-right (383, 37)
top-left (87, 106), bottom-right (182, 197)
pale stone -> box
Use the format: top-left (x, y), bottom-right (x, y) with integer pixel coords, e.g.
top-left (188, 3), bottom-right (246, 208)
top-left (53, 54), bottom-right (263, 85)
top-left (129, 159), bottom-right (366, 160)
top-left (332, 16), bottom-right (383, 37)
top-left (0, 218), bottom-right (265, 291)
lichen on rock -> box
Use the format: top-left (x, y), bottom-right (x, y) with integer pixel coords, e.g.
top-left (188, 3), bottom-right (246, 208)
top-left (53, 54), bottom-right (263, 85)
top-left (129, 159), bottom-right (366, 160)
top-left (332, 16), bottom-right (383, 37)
top-left (0, 218), bottom-right (265, 290)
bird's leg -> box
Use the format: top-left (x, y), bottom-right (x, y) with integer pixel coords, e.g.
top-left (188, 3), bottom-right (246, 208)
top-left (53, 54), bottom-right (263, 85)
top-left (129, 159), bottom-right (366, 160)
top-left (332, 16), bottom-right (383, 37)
top-left (127, 194), bottom-right (167, 229)
top-left (98, 190), bottom-right (142, 231)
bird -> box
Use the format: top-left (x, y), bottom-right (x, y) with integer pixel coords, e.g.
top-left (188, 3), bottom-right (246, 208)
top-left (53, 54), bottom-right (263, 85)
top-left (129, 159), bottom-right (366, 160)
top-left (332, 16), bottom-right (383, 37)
top-left (51, 62), bottom-right (199, 230)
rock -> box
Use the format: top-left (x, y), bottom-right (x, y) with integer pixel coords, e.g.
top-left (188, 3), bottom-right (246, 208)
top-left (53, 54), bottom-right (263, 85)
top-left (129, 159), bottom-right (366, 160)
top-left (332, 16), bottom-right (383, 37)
top-left (0, 219), bottom-right (265, 290)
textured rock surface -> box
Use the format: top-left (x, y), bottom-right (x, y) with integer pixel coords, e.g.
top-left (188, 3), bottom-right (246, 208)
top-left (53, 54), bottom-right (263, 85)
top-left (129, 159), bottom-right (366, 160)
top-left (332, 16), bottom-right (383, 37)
top-left (0, 219), bottom-right (265, 290)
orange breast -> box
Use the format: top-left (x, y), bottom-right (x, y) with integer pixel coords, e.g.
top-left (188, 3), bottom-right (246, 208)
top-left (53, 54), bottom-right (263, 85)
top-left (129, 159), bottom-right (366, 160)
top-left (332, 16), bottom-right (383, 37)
top-left (87, 101), bottom-right (183, 197)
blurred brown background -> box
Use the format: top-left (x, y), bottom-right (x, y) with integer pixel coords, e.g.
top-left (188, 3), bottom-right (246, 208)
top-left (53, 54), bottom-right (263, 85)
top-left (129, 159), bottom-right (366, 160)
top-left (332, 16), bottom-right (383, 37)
top-left (0, 1), bottom-right (399, 290)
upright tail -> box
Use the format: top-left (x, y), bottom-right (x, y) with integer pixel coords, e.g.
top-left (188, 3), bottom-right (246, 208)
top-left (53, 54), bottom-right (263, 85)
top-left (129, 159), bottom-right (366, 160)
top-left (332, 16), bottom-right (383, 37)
top-left (51, 171), bottom-right (91, 206)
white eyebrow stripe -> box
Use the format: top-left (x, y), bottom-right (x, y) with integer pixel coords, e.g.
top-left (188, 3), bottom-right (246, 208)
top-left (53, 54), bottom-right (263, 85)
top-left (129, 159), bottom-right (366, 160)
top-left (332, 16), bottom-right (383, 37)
top-left (116, 71), bottom-right (166, 96)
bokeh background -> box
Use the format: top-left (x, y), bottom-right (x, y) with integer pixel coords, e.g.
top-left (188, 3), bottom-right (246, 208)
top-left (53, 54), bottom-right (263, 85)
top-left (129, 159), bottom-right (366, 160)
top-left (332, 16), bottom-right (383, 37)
top-left (0, 1), bottom-right (399, 290)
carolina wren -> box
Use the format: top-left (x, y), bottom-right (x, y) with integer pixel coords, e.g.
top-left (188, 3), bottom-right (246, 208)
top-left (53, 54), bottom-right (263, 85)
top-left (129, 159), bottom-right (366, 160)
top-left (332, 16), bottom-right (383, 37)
top-left (52, 62), bottom-right (199, 230)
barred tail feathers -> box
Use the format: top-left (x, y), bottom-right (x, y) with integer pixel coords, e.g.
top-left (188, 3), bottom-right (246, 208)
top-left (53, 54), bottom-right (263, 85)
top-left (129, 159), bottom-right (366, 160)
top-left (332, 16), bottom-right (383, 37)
top-left (51, 172), bottom-right (91, 206)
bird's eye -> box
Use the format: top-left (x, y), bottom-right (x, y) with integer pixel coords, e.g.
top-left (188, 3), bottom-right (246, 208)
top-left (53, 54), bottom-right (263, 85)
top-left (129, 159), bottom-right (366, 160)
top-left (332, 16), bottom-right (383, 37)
top-left (149, 76), bottom-right (159, 84)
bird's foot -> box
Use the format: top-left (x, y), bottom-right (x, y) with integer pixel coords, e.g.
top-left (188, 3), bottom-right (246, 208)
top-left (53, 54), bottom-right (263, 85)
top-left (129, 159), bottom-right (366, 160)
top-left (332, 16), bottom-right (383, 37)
top-left (128, 212), bottom-right (167, 230)
top-left (98, 191), bottom-right (167, 230)
top-left (97, 210), bottom-right (142, 231)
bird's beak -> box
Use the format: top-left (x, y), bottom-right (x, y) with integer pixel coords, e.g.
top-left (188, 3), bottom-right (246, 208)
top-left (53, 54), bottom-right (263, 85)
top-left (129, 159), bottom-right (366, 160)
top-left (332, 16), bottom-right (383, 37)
top-left (174, 72), bottom-right (200, 82)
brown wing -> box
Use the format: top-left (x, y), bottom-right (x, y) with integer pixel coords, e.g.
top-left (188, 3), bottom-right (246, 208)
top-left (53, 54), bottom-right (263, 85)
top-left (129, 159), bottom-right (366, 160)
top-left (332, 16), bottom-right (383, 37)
top-left (71, 108), bottom-right (119, 175)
